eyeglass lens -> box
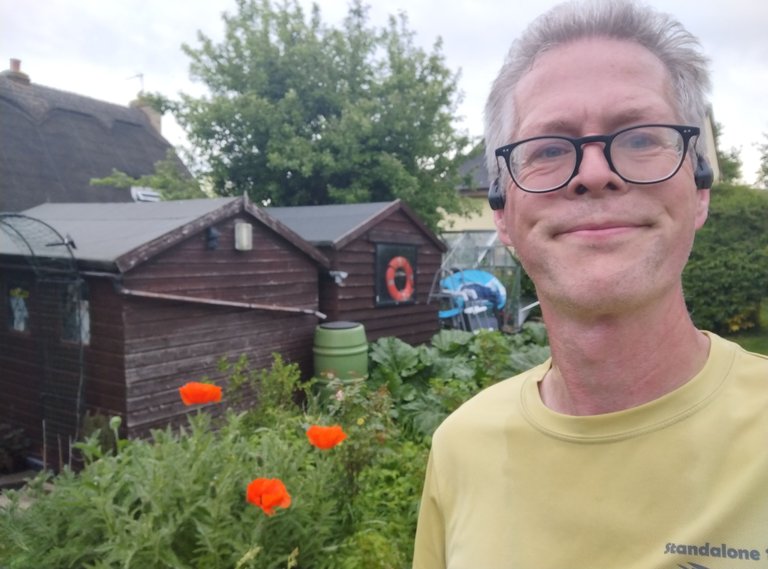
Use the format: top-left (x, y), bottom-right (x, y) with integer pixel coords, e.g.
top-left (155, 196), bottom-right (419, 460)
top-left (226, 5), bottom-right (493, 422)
top-left (510, 125), bottom-right (686, 192)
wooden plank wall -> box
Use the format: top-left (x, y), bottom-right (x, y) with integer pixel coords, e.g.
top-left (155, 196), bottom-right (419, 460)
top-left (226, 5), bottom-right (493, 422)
top-left (0, 270), bottom-right (44, 459)
top-left (319, 210), bottom-right (443, 345)
top-left (120, 215), bottom-right (322, 436)
top-left (122, 215), bottom-right (320, 305)
top-left (82, 279), bottom-right (128, 418)
top-left (0, 270), bottom-right (126, 466)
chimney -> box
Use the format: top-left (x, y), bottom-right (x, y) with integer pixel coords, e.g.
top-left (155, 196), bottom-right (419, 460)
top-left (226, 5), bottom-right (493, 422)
top-left (130, 98), bottom-right (162, 134)
top-left (1, 58), bottom-right (31, 85)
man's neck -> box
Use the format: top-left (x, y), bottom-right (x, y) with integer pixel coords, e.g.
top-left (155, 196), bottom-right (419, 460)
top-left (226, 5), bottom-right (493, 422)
top-left (538, 294), bottom-right (711, 416)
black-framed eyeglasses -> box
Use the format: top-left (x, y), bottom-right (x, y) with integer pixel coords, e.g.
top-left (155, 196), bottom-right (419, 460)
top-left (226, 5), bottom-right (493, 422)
top-left (494, 124), bottom-right (700, 193)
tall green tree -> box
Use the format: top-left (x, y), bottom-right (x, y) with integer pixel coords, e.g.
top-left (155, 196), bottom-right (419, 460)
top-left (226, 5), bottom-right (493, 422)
top-left (712, 121), bottom-right (743, 183)
top-left (172, 0), bottom-right (472, 229)
top-left (756, 132), bottom-right (768, 189)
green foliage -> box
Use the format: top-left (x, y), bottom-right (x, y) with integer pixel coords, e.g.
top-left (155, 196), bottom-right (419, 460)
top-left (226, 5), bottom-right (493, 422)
top-left (684, 183), bottom-right (768, 332)
top-left (90, 149), bottom-right (206, 200)
top-left (0, 416), bottom-right (264, 566)
top-left (712, 121), bottom-right (743, 184)
top-left (756, 133), bottom-right (768, 189)
top-left (0, 327), bottom-right (550, 568)
top-left (79, 412), bottom-right (123, 458)
top-left (221, 353), bottom-right (304, 425)
top-left (717, 147), bottom-right (743, 184)
top-left (309, 375), bottom-right (396, 491)
top-left (171, 0), bottom-right (472, 230)
top-left (135, 91), bottom-right (176, 115)
top-left (0, 414), bottom-right (350, 569)
top-left (369, 324), bottom-right (550, 441)
top-left (333, 441), bottom-right (425, 569)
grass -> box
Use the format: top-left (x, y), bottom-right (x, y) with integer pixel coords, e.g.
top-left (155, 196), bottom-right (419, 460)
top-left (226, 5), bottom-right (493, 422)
top-left (724, 301), bottom-right (768, 355)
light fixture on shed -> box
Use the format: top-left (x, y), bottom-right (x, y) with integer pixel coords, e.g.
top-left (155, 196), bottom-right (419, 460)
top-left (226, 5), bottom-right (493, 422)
top-left (234, 222), bottom-right (253, 251)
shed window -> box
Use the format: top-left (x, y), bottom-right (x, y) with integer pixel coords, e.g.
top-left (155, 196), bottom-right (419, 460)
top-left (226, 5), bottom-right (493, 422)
top-left (7, 286), bottom-right (30, 333)
top-left (62, 282), bottom-right (90, 345)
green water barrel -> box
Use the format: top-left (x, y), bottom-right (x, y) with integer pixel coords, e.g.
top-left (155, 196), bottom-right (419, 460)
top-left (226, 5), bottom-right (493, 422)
top-left (313, 321), bottom-right (368, 379)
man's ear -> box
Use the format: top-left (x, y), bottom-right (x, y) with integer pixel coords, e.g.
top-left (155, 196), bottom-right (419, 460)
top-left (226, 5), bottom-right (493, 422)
top-left (493, 208), bottom-right (514, 246)
top-left (694, 188), bottom-right (710, 230)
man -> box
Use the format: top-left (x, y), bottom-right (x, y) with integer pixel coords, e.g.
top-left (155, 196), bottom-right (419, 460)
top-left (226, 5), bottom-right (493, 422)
top-left (412, 1), bottom-right (768, 568)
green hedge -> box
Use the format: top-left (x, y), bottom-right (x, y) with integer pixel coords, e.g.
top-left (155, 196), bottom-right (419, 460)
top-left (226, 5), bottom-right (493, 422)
top-left (683, 184), bottom-right (768, 333)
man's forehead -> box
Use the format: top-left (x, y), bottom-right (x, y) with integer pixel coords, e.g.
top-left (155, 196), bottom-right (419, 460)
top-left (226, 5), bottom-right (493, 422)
top-left (511, 37), bottom-right (677, 136)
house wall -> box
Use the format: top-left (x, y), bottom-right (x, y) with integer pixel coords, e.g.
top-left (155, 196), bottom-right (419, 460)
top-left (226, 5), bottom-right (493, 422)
top-left (120, 215), bottom-right (321, 436)
top-left (439, 194), bottom-right (497, 232)
top-left (319, 209), bottom-right (443, 345)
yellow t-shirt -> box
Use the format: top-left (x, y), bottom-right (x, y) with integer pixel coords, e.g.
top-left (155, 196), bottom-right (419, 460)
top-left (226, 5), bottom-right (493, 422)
top-left (413, 332), bottom-right (768, 569)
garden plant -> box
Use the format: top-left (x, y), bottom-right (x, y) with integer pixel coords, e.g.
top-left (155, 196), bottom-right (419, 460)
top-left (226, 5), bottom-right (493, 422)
top-left (0, 325), bottom-right (549, 568)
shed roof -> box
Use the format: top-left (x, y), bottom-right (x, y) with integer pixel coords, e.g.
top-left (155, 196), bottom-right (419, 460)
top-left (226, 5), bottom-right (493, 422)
top-left (1, 197), bottom-right (329, 272)
top-left (267, 199), bottom-right (446, 251)
top-left (0, 68), bottom-right (182, 212)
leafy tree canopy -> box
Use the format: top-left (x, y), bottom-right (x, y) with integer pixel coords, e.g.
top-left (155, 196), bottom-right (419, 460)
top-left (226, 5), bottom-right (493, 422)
top-left (167, 0), bottom-right (473, 230)
top-left (756, 132), bottom-right (768, 189)
top-left (712, 121), bottom-right (743, 184)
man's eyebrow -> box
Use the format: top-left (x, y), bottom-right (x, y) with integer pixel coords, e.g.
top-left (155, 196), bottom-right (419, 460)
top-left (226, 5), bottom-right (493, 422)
top-left (608, 107), bottom-right (665, 126)
top-left (530, 119), bottom-right (577, 135)
top-left (522, 108), bottom-right (669, 137)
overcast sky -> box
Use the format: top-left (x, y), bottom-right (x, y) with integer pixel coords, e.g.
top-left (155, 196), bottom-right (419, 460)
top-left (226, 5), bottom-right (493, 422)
top-left (2, 0), bottom-right (766, 184)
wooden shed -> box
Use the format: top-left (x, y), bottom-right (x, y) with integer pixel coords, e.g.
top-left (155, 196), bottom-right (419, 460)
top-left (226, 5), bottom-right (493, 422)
top-left (0, 197), bottom-right (328, 466)
top-left (267, 200), bottom-right (447, 345)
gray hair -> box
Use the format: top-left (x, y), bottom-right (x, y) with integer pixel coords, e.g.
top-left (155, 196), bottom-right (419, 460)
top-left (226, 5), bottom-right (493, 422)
top-left (484, 0), bottom-right (711, 181)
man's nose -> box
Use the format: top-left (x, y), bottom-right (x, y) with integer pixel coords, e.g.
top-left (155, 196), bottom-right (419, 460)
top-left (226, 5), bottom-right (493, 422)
top-left (567, 143), bottom-right (624, 196)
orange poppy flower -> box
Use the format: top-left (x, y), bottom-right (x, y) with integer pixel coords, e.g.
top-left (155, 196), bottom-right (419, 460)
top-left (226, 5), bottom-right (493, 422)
top-left (246, 478), bottom-right (292, 516)
top-left (178, 382), bottom-right (222, 405)
top-left (306, 424), bottom-right (347, 450)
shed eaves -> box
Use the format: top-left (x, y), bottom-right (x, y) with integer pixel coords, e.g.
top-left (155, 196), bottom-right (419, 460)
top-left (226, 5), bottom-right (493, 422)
top-left (6, 198), bottom-right (238, 267)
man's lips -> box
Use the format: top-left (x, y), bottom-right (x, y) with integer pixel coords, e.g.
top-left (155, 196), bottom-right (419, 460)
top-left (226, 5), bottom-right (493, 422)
top-left (553, 220), bottom-right (650, 238)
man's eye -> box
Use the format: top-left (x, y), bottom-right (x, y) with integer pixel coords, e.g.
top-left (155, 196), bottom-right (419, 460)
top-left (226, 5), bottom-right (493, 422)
top-left (525, 140), bottom-right (572, 162)
top-left (540, 145), bottom-right (569, 158)
top-left (625, 134), bottom-right (656, 148)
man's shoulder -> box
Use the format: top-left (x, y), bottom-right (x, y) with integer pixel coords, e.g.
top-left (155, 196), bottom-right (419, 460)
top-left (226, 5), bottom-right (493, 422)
top-left (708, 331), bottom-right (768, 370)
top-left (704, 333), bottom-right (768, 414)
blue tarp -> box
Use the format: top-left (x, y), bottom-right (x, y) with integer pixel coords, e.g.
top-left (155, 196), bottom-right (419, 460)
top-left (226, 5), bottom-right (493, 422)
top-left (439, 269), bottom-right (506, 311)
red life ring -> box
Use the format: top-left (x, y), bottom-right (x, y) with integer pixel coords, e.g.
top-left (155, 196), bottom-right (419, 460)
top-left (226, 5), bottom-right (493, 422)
top-left (385, 256), bottom-right (414, 302)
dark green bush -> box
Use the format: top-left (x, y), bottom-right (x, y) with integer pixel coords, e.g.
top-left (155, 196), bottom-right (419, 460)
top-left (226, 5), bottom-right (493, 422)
top-left (684, 184), bottom-right (768, 332)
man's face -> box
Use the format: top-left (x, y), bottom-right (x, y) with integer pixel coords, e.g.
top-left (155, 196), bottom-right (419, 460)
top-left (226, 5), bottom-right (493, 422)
top-left (494, 37), bottom-right (710, 319)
